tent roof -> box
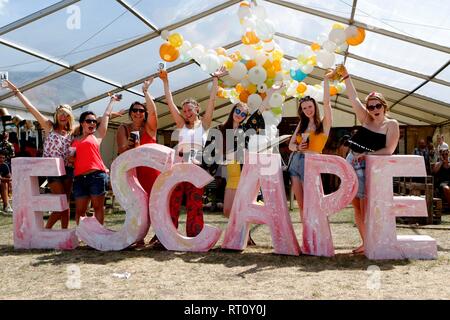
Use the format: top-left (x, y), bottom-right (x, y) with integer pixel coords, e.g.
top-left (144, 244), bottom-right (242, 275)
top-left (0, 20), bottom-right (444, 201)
top-left (1, 0), bottom-right (449, 129)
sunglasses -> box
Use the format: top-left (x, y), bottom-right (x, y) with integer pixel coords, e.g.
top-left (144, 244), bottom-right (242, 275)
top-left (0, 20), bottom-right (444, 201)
top-left (367, 103), bottom-right (384, 111)
top-left (234, 108), bottom-right (247, 118)
top-left (131, 108), bottom-right (146, 114)
top-left (84, 119), bottom-right (98, 124)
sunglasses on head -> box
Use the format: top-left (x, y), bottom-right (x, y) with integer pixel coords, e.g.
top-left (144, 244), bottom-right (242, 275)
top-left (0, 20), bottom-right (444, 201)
top-left (131, 108), bottom-right (146, 113)
top-left (300, 96), bottom-right (313, 103)
top-left (84, 119), bottom-right (97, 124)
top-left (367, 103), bottom-right (384, 111)
top-left (234, 108), bottom-right (247, 118)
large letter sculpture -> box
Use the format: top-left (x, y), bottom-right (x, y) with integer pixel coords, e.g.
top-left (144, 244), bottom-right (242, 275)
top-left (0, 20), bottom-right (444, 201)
top-left (222, 152), bottom-right (300, 255)
top-left (149, 163), bottom-right (221, 252)
top-left (13, 158), bottom-right (78, 250)
top-left (302, 154), bottom-right (358, 256)
top-left (76, 144), bottom-right (174, 251)
top-left (364, 155), bottom-right (437, 260)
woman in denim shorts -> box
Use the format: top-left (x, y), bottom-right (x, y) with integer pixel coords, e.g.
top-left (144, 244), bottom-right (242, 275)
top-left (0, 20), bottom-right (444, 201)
top-left (71, 96), bottom-right (119, 225)
top-left (336, 65), bottom-right (399, 254)
top-left (287, 70), bottom-right (333, 219)
top-left (4, 80), bottom-right (75, 229)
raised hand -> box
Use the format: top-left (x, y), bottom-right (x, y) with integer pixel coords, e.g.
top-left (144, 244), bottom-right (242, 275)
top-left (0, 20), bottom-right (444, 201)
top-left (212, 65), bottom-right (228, 79)
top-left (159, 69), bottom-right (168, 82)
top-left (142, 77), bottom-right (154, 92)
top-left (325, 68), bottom-right (336, 80)
top-left (4, 80), bottom-right (19, 93)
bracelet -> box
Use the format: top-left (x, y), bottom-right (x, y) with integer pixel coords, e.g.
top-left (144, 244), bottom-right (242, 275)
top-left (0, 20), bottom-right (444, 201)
top-left (13, 89), bottom-right (20, 95)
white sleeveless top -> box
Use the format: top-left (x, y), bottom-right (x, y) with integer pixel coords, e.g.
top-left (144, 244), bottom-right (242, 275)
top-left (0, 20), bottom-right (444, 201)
top-left (177, 122), bottom-right (208, 152)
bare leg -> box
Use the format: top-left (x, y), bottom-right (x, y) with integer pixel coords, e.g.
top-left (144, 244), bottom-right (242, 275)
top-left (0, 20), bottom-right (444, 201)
top-left (290, 177), bottom-right (304, 220)
top-left (75, 197), bottom-right (90, 225)
top-left (0, 182), bottom-right (8, 210)
top-left (45, 181), bottom-right (66, 229)
top-left (352, 197), bottom-right (365, 253)
top-left (91, 195), bottom-right (106, 225)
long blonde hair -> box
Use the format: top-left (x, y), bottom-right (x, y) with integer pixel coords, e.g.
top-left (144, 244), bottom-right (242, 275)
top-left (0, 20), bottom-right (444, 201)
top-left (53, 104), bottom-right (74, 133)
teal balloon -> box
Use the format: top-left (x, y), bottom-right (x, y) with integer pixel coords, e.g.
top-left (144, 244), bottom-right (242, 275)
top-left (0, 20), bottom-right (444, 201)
top-left (290, 68), bottom-right (307, 81)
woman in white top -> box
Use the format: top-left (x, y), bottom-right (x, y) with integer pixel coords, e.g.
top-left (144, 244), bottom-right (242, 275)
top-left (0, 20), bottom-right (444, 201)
top-left (158, 66), bottom-right (226, 241)
top-left (5, 80), bottom-right (75, 229)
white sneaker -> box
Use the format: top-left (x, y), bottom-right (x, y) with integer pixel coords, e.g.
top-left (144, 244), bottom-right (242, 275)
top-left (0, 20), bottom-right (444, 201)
top-left (4, 205), bottom-right (13, 215)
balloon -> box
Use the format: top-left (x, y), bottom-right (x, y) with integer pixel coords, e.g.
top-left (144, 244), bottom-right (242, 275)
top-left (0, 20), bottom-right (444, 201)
top-left (316, 33), bottom-right (328, 45)
top-left (239, 0), bottom-right (250, 6)
top-left (297, 82), bottom-right (307, 94)
top-left (247, 83), bottom-right (257, 94)
top-left (254, 6), bottom-right (267, 19)
top-left (332, 23), bottom-right (345, 30)
top-left (262, 40), bottom-right (275, 52)
top-left (329, 85), bottom-right (338, 96)
top-left (239, 90), bottom-right (250, 103)
top-left (272, 49), bottom-right (284, 61)
top-left (271, 106), bottom-right (283, 116)
top-left (168, 33), bottom-right (184, 48)
top-left (316, 50), bottom-right (335, 69)
top-left (301, 64), bottom-right (314, 74)
top-left (310, 42), bottom-right (321, 51)
top-left (290, 59), bottom-right (300, 70)
top-left (335, 42), bottom-right (348, 53)
top-left (247, 93), bottom-right (263, 111)
top-left (248, 66), bottom-right (267, 85)
top-left (322, 40), bottom-right (337, 53)
top-left (241, 16), bottom-right (257, 31)
top-left (159, 42), bottom-right (180, 62)
top-left (229, 62), bottom-right (248, 80)
top-left (281, 58), bottom-right (290, 70)
top-left (344, 26), bottom-right (359, 38)
top-left (238, 5), bottom-right (252, 20)
top-left (242, 31), bottom-right (259, 45)
top-left (269, 92), bottom-right (284, 108)
top-left (346, 27), bottom-right (366, 46)
top-left (179, 40), bottom-right (192, 53)
top-left (160, 29), bottom-right (170, 41)
top-left (245, 59), bottom-right (257, 70)
top-left (240, 45), bottom-right (258, 60)
top-left (257, 83), bottom-right (267, 93)
top-left (328, 29), bottom-right (346, 44)
top-left (290, 68), bottom-right (307, 81)
top-left (255, 19), bottom-right (276, 41)
top-left (200, 54), bottom-right (221, 74)
top-left (255, 52), bottom-right (268, 66)
top-left (223, 57), bottom-right (234, 70)
top-left (189, 44), bottom-right (205, 60)
top-left (215, 47), bottom-right (227, 56)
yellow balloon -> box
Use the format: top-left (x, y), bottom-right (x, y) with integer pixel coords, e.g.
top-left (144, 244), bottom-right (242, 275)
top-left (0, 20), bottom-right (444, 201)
top-left (272, 49), bottom-right (284, 61)
top-left (223, 57), bottom-right (234, 70)
top-left (247, 83), bottom-right (257, 94)
top-left (332, 23), bottom-right (345, 30)
top-left (297, 82), bottom-right (307, 94)
top-left (168, 33), bottom-right (184, 48)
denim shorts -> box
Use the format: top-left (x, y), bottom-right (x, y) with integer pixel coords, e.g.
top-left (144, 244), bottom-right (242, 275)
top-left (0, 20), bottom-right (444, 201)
top-left (47, 166), bottom-right (74, 184)
top-left (346, 152), bottom-right (366, 199)
top-left (288, 153), bottom-right (305, 182)
top-left (73, 170), bottom-right (108, 199)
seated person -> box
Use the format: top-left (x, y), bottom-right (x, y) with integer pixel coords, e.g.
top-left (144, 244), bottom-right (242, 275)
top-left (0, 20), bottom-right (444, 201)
top-left (432, 147), bottom-right (450, 205)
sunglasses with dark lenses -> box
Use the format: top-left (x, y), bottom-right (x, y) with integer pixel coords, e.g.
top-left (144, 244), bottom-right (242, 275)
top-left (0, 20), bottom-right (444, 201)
top-left (367, 103), bottom-right (384, 111)
top-left (131, 108), bottom-right (146, 113)
top-left (234, 108), bottom-right (247, 118)
top-left (84, 119), bottom-right (97, 124)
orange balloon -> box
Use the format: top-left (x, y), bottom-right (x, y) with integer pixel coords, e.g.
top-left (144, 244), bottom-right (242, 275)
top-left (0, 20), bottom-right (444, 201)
top-left (272, 60), bottom-right (282, 72)
top-left (346, 27), bottom-right (366, 46)
top-left (330, 86), bottom-right (338, 96)
top-left (246, 60), bottom-right (257, 70)
top-left (217, 87), bottom-right (225, 98)
top-left (297, 82), bottom-right (307, 94)
top-left (239, 90), bottom-right (250, 103)
top-left (235, 83), bottom-right (244, 94)
top-left (242, 31), bottom-right (259, 45)
top-left (240, 1), bottom-right (250, 7)
top-left (310, 42), bottom-right (321, 51)
top-left (263, 60), bottom-right (273, 71)
top-left (159, 42), bottom-right (179, 62)
top-left (229, 52), bottom-right (240, 62)
top-left (266, 68), bottom-right (276, 79)
top-left (259, 92), bottom-right (267, 100)
top-left (215, 47), bottom-right (227, 56)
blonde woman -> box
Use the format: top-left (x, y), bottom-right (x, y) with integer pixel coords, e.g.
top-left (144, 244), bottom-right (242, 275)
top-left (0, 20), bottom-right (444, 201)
top-left (5, 80), bottom-right (75, 229)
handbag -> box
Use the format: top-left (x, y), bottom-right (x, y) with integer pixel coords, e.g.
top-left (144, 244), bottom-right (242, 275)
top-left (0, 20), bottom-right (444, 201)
top-left (282, 152), bottom-right (294, 172)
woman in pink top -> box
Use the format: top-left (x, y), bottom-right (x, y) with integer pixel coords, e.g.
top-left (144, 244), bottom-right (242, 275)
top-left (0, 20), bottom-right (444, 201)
top-left (71, 96), bottom-right (118, 225)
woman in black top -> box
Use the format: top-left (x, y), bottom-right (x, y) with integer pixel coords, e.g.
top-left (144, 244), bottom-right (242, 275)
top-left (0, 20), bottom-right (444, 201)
top-left (332, 65), bottom-right (400, 254)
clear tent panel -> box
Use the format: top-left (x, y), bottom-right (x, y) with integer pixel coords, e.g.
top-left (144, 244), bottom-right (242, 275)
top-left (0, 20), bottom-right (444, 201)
top-left (436, 65), bottom-right (450, 83)
top-left (0, 44), bottom-right (62, 89)
top-left (277, 0), bottom-right (352, 19)
top-left (415, 82), bottom-right (450, 105)
top-left (1, 0), bottom-right (151, 65)
top-left (127, 0), bottom-right (227, 29)
top-left (0, 0), bottom-right (61, 28)
top-left (354, 0), bottom-right (450, 48)
top-left (348, 30), bottom-right (450, 76)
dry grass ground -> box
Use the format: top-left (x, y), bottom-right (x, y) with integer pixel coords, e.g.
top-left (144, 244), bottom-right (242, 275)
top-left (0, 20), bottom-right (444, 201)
top-left (0, 207), bottom-right (449, 300)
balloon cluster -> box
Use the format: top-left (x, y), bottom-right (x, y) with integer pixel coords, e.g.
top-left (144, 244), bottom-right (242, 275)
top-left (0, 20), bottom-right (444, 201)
top-left (158, 1), bottom-right (366, 113)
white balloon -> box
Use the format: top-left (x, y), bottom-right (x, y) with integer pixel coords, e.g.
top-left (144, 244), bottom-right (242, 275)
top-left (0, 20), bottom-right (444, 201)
top-left (238, 6), bottom-right (252, 20)
top-left (230, 95), bottom-right (240, 104)
top-left (289, 59), bottom-right (300, 70)
top-left (316, 33), bottom-right (328, 45)
top-left (240, 45), bottom-right (258, 60)
top-left (269, 92), bottom-right (284, 108)
top-left (328, 29), bottom-right (346, 44)
top-left (248, 66), bottom-right (267, 85)
top-left (257, 83), bottom-right (267, 93)
top-left (262, 40), bottom-right (275, 52)
top-left (303, 46), bottom-right (315, 58)
top-left (322, 40), bottom-right (337, 53)
top-left (275, 71), bottom-right (284, 81)
top-left (189, 44), bottom-right (205, 60)
top-left (247, 93), bottom-right (263, 111)
top-left (229, 62), bottom-right (248, 80)
top-left (345, 26), bottom-right (359, 39)
top-left (255, 52), bottom-right (268, 65)
top-left (335, 42), bottom-right (348, 53)
top-left (241, 78), bottom-right (250, 88)
top-left (301, 64), bottom-right (314, 74)
top-left (179, 40), bottom-right (192, 53)
top-left (253, 6), bottom-right (267, 19)
top-left (281, 58), bottom-right (290, 70)
top-left (200, 54), bottom-right (221, 74)
top-left (316, 50), bottom-right (335, 69)
top-left (255, 19), bottom-right (276, 41)
top-left (241, 16), bottom-right (257, 31)
top-left (207, 49), bottom-right (218, 55)
top-left (160, 30), bottom-right (170, 41)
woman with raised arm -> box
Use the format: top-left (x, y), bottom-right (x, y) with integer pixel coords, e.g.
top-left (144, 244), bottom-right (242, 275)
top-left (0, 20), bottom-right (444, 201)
top-left (157, 66), bottom-right (226, 247)
top-left (71, 96), bottom-right (119, 225)
top-left (336, 65), bottom-right (400, 254)
top-left (288, 70), bottom-right (333, 224)
top-left (4, 80), bottom-right (75, 229)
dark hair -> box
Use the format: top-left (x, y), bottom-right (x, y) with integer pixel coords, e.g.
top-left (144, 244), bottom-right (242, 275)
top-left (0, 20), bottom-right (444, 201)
top-left (298, 96), bottom-right (323, 135)
top-left (338, 134), bottom-right (351, 147)
top-left (220, 103), bottom-right (248, 132)
top-left (128, 101), bottom-right (148, 122)
top-left (0, 150), bottom-right (7, 157)
top-left (79, 111), bottom-right (96, 135)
